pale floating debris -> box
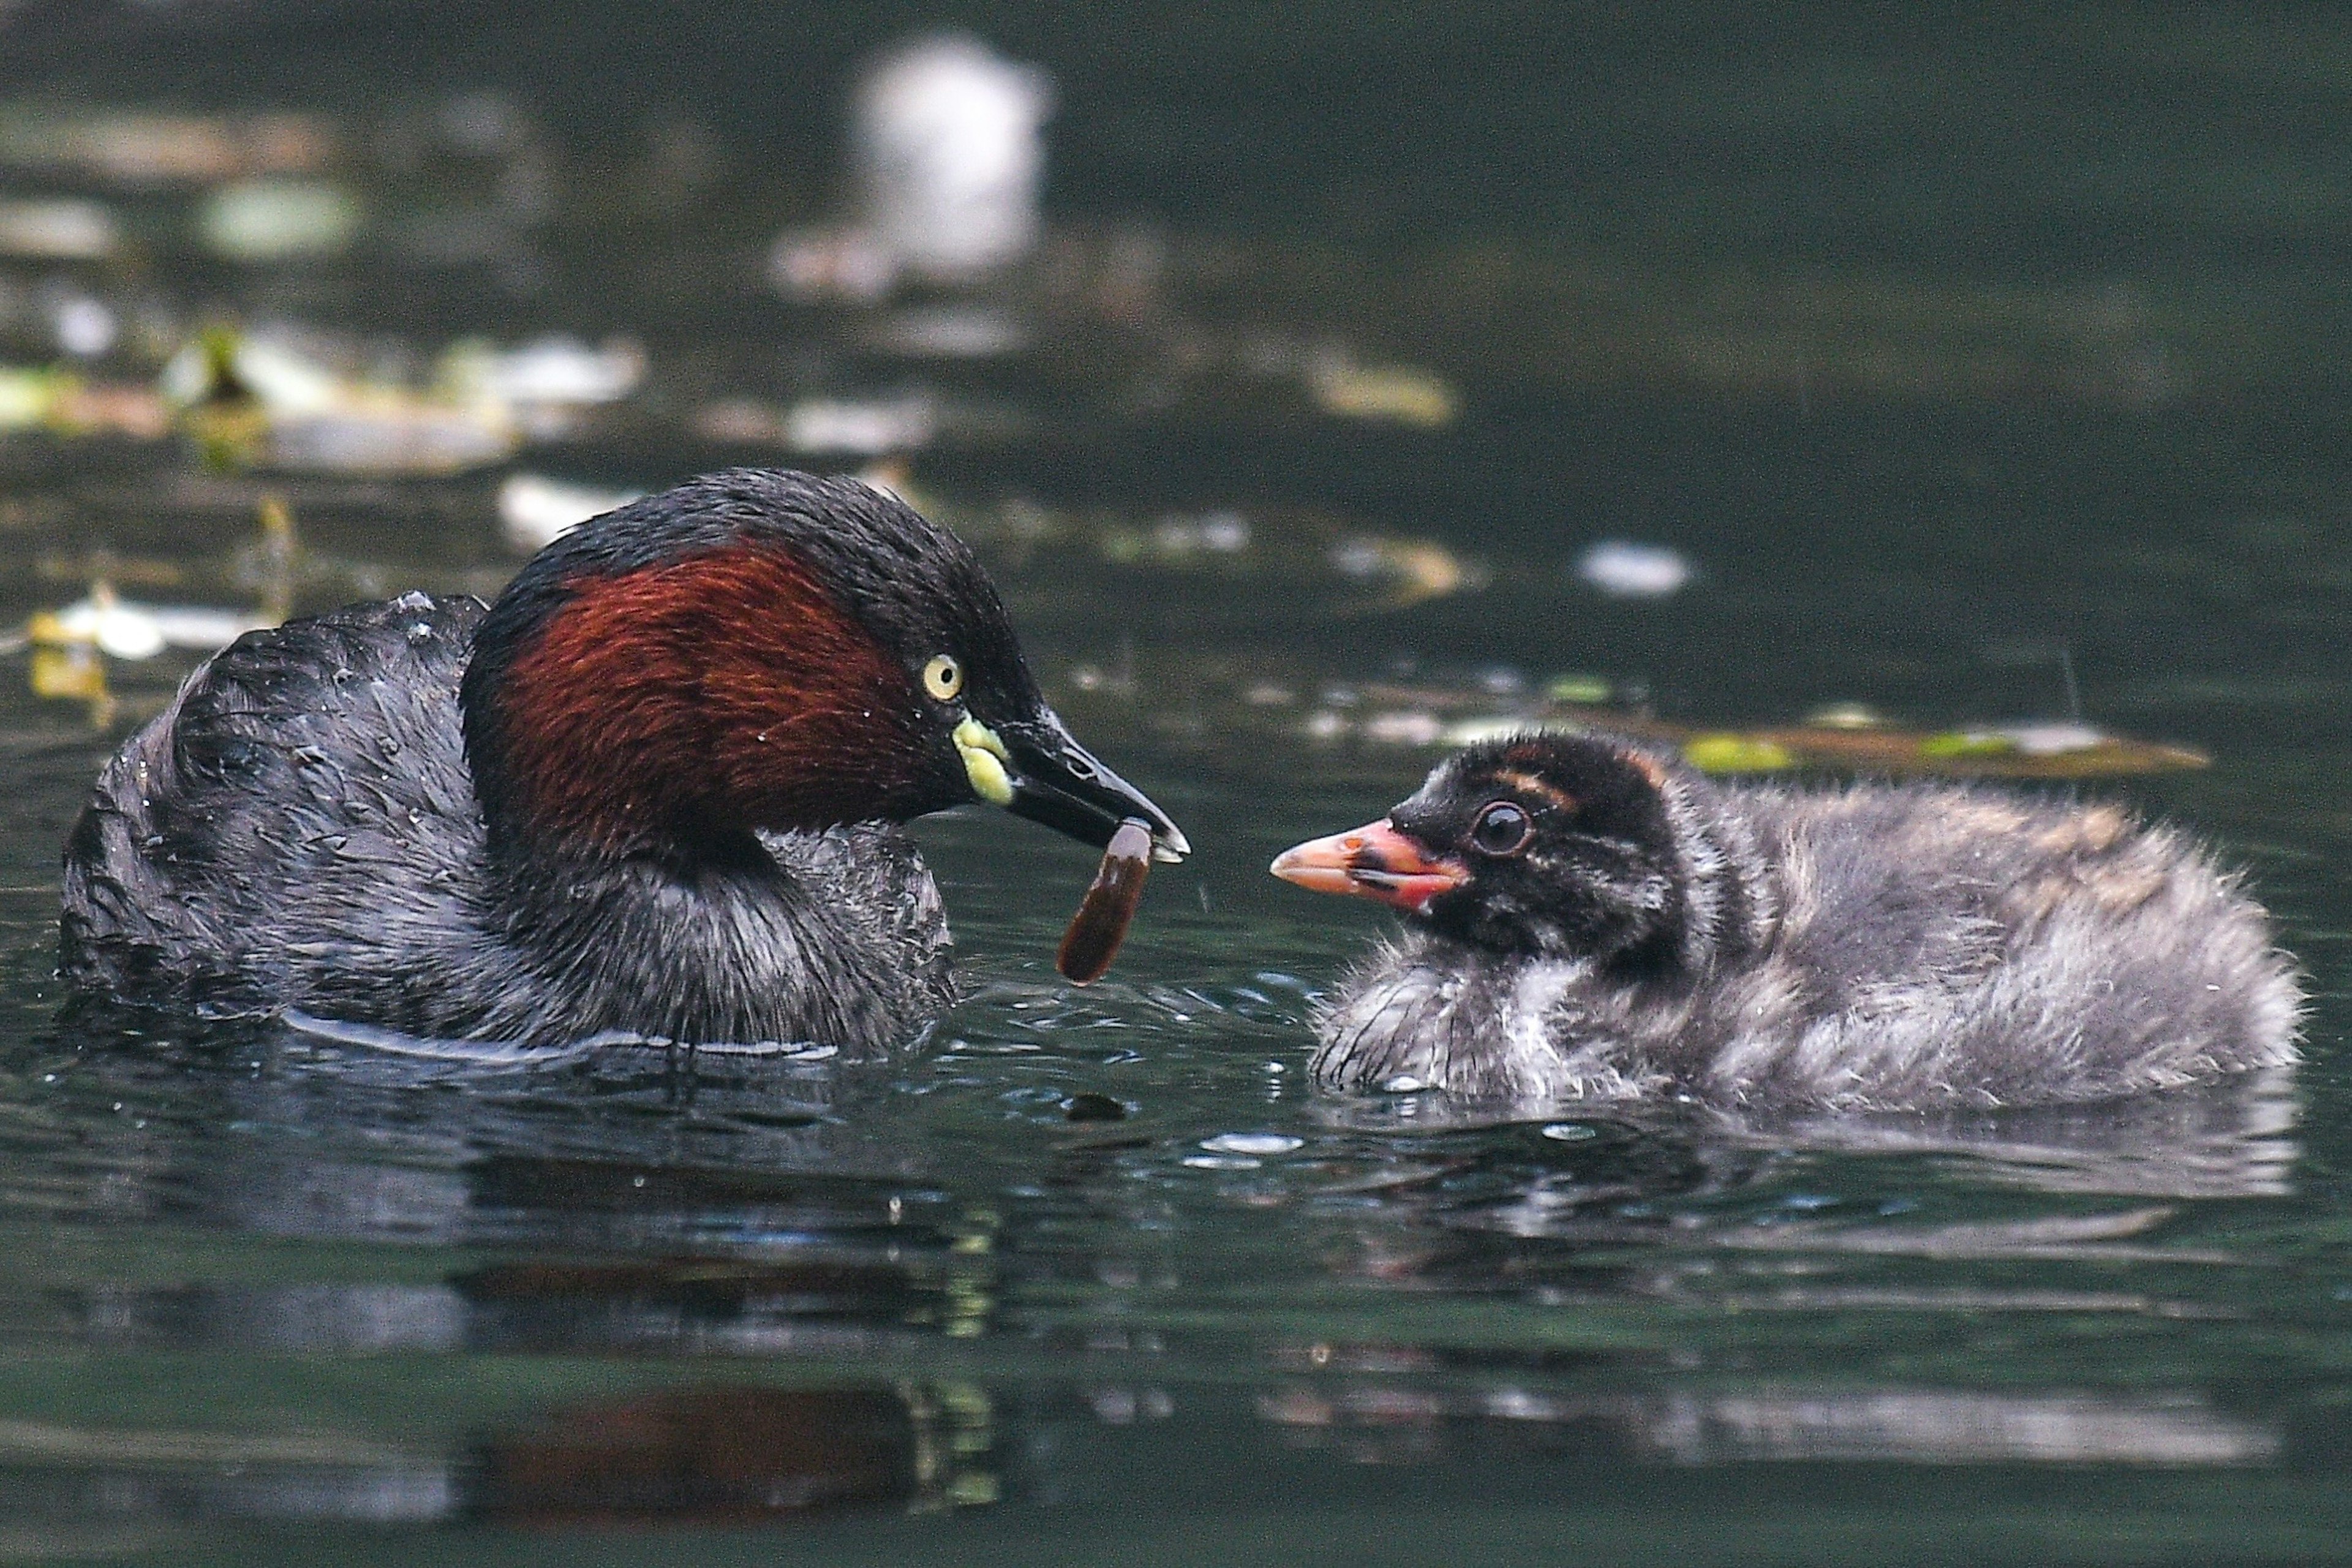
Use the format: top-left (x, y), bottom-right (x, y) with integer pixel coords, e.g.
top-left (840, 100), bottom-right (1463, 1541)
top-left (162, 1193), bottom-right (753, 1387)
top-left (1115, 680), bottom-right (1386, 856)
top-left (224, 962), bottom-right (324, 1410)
top-left (1547, 674), bottom-right (1613, 704)
top-left (162, 330), bottom-right (522, 474)
top-left (233, 336), bottom-right (346, 412)
top-left (497, 473), bottom-right (643, 552)
top-left (268, 404), bottom-right (516, 475)
top-left (698, 396), bottom-right (938, 456)
top-left (1362, 710), bottom-right (1444, 747)
top-left (143, 604), bottom-right (269, 649)
top-left (784, 396), bottom-right (936, 456)
top-left (768, 226), bottom-right (899, 303)
top-left (1977, 722), bottom-right (2112, 757)
top-left (1303, 710), bottom-right (1349, 741)
top-left (1577, 539), bottom-right (1693, 598)
top-left (0, 197), bottom-right (118, 260)
top-left (1201, 1133), bottom-right (1304, 1156)
top-left (1539, 1123), bottom-right (1599, 1142)
top-left (160, 331), bottom-right (339, 415)
top-left (693, 399), bottom-right (789, 443)
top-left (1328, 535), bottom-right (1475, 605)
top-left (198, 179), bottom-right (363, 261)
top-left (1806, 701), bottom-right (1888, 729)
top-left (1067, 665), bottom-right (1131, 695)
top-left (1309, 360), bottom-right (1458, 428)
top-left (1152, 510), bottom-right (1250, 556)
top-left (31, 587), bottom-right (267, 660)
top-left (0, 110), bottom-right (335, 184)
top-left (441, 335), bottom-right (644, 408)
top-left (51, 295), bottom-right (118, 358)
top-left (1182, 1154), bottom-right (1262, 1171)
top-left (1441, 714), bottom-right (1540, 747)
top-left (856, 32), bottom-right (1052, 281)
top-left (875, 304), bottom-right (1027, 358)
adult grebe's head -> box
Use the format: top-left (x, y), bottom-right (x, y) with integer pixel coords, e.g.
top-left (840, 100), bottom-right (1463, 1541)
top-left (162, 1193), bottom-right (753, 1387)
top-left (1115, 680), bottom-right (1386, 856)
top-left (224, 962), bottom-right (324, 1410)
top-left (461, 468), bottom-right (1186, 867)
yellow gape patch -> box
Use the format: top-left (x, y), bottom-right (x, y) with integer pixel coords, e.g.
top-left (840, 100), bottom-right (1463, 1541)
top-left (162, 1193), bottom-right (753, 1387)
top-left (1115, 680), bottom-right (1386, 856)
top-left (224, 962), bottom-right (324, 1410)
top-left (953, 717), bottom-right (1014, 805)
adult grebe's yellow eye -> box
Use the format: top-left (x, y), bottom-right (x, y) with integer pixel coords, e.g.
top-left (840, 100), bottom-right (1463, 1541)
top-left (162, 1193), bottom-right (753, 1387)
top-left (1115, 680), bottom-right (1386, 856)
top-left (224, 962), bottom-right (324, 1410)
top-left (923, 654), bottom-right (964, 701)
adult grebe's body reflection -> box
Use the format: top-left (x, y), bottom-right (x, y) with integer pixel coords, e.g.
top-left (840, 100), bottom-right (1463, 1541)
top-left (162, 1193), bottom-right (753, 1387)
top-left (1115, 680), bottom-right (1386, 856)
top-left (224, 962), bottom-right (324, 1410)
top-left (18, 1020), bottom-right (1000, 1526)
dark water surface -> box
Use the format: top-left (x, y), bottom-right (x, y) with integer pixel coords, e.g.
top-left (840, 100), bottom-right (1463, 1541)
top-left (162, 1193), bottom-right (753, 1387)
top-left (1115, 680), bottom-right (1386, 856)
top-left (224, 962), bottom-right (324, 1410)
top-left (2, 9), bottom-right (2351, 1564)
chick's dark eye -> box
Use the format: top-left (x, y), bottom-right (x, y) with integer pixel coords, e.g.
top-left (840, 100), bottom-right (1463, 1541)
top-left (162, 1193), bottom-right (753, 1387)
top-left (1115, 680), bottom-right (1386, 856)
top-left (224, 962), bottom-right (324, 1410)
top-left (1471, 801), bottom-right (1532, 856)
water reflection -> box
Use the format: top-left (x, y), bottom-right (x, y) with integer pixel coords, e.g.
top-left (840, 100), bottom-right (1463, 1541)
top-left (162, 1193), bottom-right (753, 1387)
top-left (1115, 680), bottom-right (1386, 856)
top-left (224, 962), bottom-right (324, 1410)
top-left (473, 1382), bottom-right (993, 1525)
top-left (0, 984), bottom-right (2317, 1539)
top-left (1257, 1384), bottom-right (2276, 1467)
top-left (0, 1381), bottom-right (993, 1529)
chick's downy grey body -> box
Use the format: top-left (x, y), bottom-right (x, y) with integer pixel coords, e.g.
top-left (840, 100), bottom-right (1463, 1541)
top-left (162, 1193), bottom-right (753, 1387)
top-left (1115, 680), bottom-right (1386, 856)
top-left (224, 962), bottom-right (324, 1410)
top-left (1292, 737), bottom-right (2301, 1112)
top-left (61, 593), bottom-right (954, 1047)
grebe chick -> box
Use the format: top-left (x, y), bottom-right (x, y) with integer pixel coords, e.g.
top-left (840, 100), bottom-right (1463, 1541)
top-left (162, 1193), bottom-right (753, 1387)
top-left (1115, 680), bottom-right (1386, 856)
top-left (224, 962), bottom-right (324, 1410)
top-left (1271, 731), bottom-right (2298, 1111)
top-left (62, 469), bottom-right (1186, 1049)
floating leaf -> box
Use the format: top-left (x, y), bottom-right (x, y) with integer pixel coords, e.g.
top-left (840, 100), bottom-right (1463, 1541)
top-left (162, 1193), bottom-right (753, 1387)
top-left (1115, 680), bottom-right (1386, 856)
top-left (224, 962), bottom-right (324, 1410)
top-left (1921, 730), bottom-right (2019, 758)
top-left (1684, 733), bottom-right (1798, 773)
top-left (1308, 361), bottom-right (1458, 428)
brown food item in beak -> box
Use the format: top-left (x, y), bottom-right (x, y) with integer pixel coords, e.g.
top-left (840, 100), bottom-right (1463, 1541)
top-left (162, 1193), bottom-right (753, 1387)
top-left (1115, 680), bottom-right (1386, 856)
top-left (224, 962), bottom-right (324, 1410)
top-left (1269, 818), bottom-right (1469, 914)
top-left (1056, 818), bottom-right (1155, 984)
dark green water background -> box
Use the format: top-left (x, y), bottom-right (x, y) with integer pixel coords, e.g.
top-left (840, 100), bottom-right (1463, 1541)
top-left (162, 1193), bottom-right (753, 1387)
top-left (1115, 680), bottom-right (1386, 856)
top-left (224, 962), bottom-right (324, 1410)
top-left (1, 5), bottom-right (2350, 1562)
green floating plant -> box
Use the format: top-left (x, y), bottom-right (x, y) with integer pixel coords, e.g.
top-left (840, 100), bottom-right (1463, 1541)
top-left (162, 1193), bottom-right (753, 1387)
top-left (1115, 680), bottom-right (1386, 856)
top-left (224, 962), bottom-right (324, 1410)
top-left (1683, 734), bottom-right (1797, 774)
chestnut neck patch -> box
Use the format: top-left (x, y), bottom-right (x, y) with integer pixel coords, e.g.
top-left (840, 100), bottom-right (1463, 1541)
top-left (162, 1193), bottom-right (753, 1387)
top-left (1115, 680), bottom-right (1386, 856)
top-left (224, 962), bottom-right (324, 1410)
top-left (470, 544), bottom-right (930, 859)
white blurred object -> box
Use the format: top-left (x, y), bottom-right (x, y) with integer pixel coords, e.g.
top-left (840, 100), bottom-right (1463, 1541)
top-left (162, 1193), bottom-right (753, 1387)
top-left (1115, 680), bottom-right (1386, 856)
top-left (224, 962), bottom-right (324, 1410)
top-left (1152, 511), bottom-right (1250, 556)
top-left (0, 197), bottom-right (118, 259)
top-left (784, 396), bottom-right (936, 456)
top-left (874, 304), bottom-right (1027, 358)
top-left (266, 407), bottom-right (516, 475)
top-left (767, 227), bottom-right (899, 303)
top-left (497, 473), bottom-right (642, 552)
top-left (51, 294), bottom-right (118, 358)
top-left (159, 330), bottom-right (341, 414)
top-left (1441, 715), bottom-right (1544, 747)
top-left (1980, 722), bottom-right (2111, 756)
top-left (1362, 710), bottom-right (1444, 747)
top-left (855, 33), bottom-right (1052, 281)
top-left (198, 179), bottom-right (361, 260)
top-left (156, 327), bottom-right (525, 474)
top-left (1308, 357), bottom-right (1458, 427)
top-left (442, 336), bottom-right (644, 408)
top-left (37, 587), bottom-right (266, 660)
top-left (1577, 539), bottom-right (1693, 598)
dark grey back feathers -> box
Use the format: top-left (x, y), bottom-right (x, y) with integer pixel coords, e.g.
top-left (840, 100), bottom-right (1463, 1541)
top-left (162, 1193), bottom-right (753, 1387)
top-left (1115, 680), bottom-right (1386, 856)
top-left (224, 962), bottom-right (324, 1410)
top-left (60, 590), bottom-right (955, 1048)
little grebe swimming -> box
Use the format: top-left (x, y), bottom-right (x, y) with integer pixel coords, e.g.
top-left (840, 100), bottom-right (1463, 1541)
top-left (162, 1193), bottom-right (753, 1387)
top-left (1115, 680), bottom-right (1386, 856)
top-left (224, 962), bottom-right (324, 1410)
top-left (61, 469), bottom-right (1186, 1049)
top-left (1272, 731), bottom-right (2299, 1110)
